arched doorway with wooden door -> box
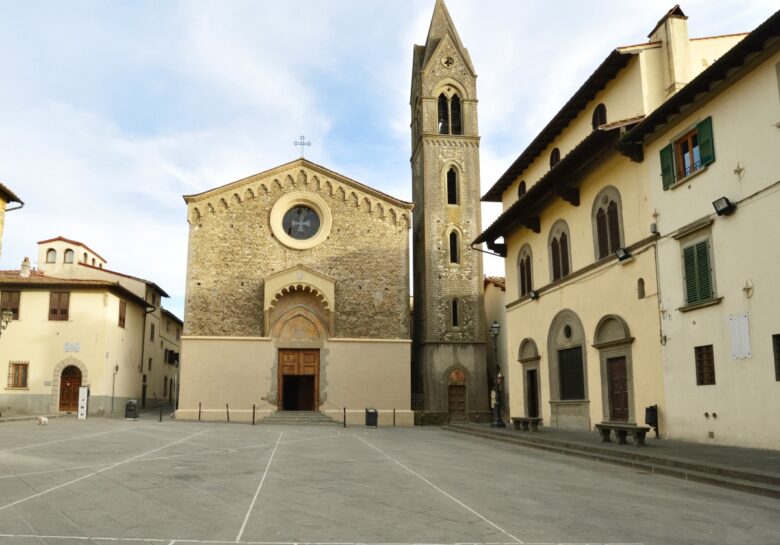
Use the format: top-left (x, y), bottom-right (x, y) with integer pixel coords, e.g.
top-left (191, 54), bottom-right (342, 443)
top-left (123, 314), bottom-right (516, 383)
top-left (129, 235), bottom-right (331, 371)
top-left (518, 338), bottom-right (541, 419)
top-left (50, 357), bottom-right (89, 413)
top-left (594, 315), bottom-right (635, 423)
top-left (446, 368), bottom-right (467, 421)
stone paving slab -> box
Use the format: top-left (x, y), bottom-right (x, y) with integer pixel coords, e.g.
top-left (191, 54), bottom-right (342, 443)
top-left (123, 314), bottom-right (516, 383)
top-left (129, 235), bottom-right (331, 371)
top-left (0, 417), bottom-right (778, 545)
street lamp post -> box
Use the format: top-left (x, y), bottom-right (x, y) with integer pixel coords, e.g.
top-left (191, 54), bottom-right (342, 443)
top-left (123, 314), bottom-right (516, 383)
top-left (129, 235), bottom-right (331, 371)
top-left (489, 321), bottom-right (505, 428)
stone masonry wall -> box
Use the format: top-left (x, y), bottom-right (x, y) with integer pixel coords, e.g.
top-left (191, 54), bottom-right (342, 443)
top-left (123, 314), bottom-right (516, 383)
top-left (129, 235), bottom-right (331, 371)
top-left (184, 164), bottom-right (411, 340)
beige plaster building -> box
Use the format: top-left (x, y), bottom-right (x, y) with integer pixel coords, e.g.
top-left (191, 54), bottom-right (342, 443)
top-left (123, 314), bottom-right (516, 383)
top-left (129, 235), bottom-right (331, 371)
top-left (0, 183), bottom-right (23, 259)
top-left (0, 237), bottom-right (181, 415)
top-left (484, 277), bottom-right (508, 419)
top-left (620, 10), bottom-right (780, 448)
top-left (178, 159), bottom-right (414, 425)
top-left (476, 7), bottom-right (745, 433)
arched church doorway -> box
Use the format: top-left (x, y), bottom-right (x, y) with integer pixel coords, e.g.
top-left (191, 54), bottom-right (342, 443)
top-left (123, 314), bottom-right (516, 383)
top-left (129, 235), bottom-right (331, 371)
top-left (59, 365), bottom-right (82, 411)
top-left (279, 349), bottom-right (319, 411)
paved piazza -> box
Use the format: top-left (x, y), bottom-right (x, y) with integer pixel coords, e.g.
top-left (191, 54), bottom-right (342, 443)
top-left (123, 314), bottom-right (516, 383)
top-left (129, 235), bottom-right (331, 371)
top-left (0, 417), bottom-right (777, 545)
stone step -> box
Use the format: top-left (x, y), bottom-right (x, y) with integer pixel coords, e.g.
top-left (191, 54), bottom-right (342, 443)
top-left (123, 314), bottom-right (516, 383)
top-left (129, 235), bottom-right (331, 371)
top-left (262, 411), bottom-right (339, 425)
top-left (443, 424), bottom-right (780, 500)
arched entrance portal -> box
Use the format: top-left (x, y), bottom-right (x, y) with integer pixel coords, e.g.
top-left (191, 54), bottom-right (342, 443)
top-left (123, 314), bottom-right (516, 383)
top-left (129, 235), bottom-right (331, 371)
top-left (59, 365), bottom-right (82, 411)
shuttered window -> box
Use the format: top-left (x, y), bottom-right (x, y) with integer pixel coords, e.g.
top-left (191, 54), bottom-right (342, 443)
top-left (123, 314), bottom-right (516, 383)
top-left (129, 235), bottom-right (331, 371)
top-left (682, 240), bottom-right (714, 305)
top-left (48, 292), bottom-right (69, 321)
top-left (695, 345), bottom-right (716, 385)
top-left (660, 116), bottom-right (715, 189)
top-left (0, 291), bottom-right (20, 320)
top-left (7, 362), bottom-right (28, 388)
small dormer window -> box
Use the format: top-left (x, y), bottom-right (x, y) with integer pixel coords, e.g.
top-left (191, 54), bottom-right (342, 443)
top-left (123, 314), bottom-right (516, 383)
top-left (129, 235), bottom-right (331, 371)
top-left (46, 249), bottom-right (57, 263)
top-left (91, 258), bottom-right (95, 266)
top-left (83, 252), bottom-right (87, 262)
top-left (64, 249), bottom-right (74, 264)
top-left (550, 148), bottom-right (561, 169)
top-left (592, 103), bottom-right (607, 129)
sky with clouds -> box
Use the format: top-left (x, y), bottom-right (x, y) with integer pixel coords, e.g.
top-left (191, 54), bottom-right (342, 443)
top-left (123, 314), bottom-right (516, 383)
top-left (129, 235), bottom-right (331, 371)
top-left (1, 0), bottom-right (776, 318)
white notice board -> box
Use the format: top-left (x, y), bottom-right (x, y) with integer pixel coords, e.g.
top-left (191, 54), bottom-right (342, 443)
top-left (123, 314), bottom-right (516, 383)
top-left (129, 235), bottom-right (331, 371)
top-left (78, 386), bottom-right (89, 420)
top-left (729, 313), bottom-right (751, 360)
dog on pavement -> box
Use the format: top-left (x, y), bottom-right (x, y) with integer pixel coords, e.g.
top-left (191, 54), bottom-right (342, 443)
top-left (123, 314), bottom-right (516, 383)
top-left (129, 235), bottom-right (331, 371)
top-left (37, 416), bottom-right (48, 425)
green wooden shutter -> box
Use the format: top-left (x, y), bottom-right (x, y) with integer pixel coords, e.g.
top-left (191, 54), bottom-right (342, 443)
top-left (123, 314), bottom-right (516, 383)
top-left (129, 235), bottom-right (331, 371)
top-left (683, 241), bottom-right (713, 304)
top-left (683, 246), bottom-right (699, 304)
top-left (695, 241), bottom-right (713, 300)
top-left (697, 116), bottom-right (715, 166)
top-left (660, 144), bottom-right (675, 189)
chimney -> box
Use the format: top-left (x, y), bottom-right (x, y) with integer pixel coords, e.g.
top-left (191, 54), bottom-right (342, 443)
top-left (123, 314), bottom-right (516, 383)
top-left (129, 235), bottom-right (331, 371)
top-left (20, 257), bottom-right (31, 278)
top-left (648, 5), bottom-right (692, 97)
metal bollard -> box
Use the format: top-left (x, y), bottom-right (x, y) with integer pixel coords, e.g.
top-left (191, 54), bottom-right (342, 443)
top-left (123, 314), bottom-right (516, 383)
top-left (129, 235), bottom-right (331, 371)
top-left (393, 408), bottom-right (396, 427)
top-left (198, 402), bottom-right (201, 421)
top-left (343, 407), bottom-right (346, 428)
top-left (252, 404), bottom-right (256, 425)
top-left (159, 405), bottom-right (163, 423)
top-left (226, 403), bottom-right (230, 422)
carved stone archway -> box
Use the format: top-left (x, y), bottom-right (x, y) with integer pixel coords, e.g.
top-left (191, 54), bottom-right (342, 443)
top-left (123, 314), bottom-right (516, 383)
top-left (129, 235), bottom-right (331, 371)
top-left (51, 357), bottom-right (89, 412)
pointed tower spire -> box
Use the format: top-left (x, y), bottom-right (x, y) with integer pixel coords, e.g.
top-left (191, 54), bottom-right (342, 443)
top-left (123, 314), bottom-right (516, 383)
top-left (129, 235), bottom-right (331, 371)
top-left (421, 0), bottom-right (475, 73)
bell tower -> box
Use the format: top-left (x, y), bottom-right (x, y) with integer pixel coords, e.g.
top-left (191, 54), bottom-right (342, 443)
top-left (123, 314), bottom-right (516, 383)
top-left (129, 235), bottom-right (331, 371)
top-left (411, 0), bottom-right (488, 423)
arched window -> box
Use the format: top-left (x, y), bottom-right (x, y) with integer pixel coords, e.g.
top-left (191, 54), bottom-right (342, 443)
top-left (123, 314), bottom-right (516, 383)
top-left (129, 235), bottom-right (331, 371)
top-left (447, 168), bottom-right (458, 205)
top-left (449, 231), bottom-right (460, 263)
top-left (91, 258), bottom-right (95, 266)
top-left (451, 299), bottom-right (460, 327)
top-left (517, 180), bottom-right (526, 198)
top-left (450, 95), bottom-right (462, 135)
top-left (63, 249), bottom-right (74, 264)
top-left (550, 148), bottom-right (561, 168)
top-left (637, 278), bottom-right (646, 299)
top-left (437, 92), bottom-right (463, 135)
top-left (46, 249), bottom-right (57, 263)
top-left (518, 245), bottom-right (533, 297)
top-left (592, 187), bottom-right (624, 260)
top-left (438, 94), bottom-right (450, 135)
top-left (82, 252), bottom-right (87, 263)
top-left (549, 221), bottom-right (571, 281)
top-left (592, 103), bottom-right (607, 129)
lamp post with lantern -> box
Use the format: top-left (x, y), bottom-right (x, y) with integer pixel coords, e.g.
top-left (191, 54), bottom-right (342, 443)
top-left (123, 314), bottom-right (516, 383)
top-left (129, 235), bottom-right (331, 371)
top-left (489, 320), bottom-right (505, 428)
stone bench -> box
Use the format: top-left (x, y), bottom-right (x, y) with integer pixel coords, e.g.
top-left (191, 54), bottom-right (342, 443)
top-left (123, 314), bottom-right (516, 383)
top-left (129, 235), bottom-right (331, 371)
top-left (595, 422), bottom-right (652, 446)
top-left (511, 416), bottom-right (542, 432)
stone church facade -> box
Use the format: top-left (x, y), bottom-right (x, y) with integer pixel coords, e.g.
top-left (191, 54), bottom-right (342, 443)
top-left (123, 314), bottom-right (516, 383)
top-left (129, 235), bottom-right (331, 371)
top-left (177, 161), bottom-right (414, 424)
top-left (177, 0), bottom-right (488, 425)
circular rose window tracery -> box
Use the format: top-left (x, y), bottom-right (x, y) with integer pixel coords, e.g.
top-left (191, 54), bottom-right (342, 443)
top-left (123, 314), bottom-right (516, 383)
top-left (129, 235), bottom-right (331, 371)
top-left (270, 191), bottom-right (332, 250)
top-left (282, 205), bottom-right (320, 240)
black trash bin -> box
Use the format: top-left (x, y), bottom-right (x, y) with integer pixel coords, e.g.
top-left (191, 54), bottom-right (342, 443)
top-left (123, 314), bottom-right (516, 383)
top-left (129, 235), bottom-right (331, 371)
top-left (125, 400), bottom-right (138, 419)
top-left (365, 408), bottom-right (378, 428)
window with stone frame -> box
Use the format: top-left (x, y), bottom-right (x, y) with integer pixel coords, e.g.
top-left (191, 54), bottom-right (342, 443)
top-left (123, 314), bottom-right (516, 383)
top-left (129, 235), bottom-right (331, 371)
top-left (449, 230), bottom-right (460, 264)
top-left (437, 92), bottom-right (463, 135)
top-left (558, 346), bottom-right (585, 400)
top-left (517, 245), bottom-right (533, 297)
top-left (451, 299), bottom-right (460, 328)
top-left (681, 236), bottom-right (715, 306)
top-left (48, 292), bottom-right (69, 321)
top-left (695, 345), bottom-right (716, 385)
top-left (592, 187), bottom-right (624, 260)
top-left (1, 290), bottom-right (20, 320)
top-left (549, 220), bottom-right (571, 282)
top-left (660, 117), bottom-right (715, 188)
top-left (446, 167), bottom-right (459, 205)
top-left (7, 361), bottom-right (28, 388)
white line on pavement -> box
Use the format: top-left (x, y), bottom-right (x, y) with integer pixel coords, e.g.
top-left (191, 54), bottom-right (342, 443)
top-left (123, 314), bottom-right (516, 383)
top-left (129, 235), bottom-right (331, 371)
top-left (235, 431), bottom-right (284, 543)
top-left (352, 433), bottom-right (525, 544)
top-left (0, 429), bottom-right (207, 512)
top-left (0, 428), bottom-right (125, 454)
